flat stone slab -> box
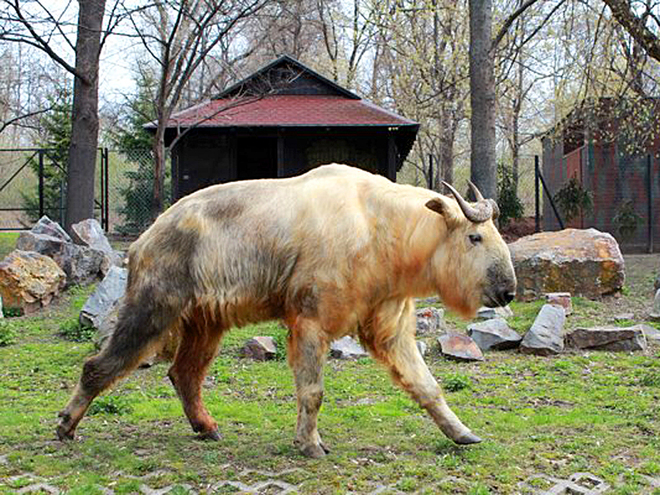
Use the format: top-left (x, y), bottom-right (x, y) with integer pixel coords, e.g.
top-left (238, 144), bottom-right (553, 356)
top-left (650, 289), bottom-right (660, 321)
top-left (566, 326), bottom-right (647, 352)
top-left (330, 335), bottom-right (368, 360)
top-left (476, 305), bottom-right (513, 320)
top-left (641, 324), bottom-right (660, 344)
top-left (467, 318), bottom-right (522, 351)
top-left (80, 266), bottom-right (128, 328)
top-left (437, 333), bottom-right (484, 361)
top-left (416, 307), bottom-right (444, 334)
top-left (242, 336), bottom-right (277, 361)
top-left (520, 304), bottom-right (565, 356)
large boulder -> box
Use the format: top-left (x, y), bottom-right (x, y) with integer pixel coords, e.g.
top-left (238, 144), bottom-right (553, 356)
top-left (16, 217), bottom-right (106, 286)
top-left (509, 228), bottom-right (625, 301)
top-left (80, 266), bottom-right (128, 328)
top-left (0, 250), bottom-right (66, 314)
top-left (71, 219), bottom-right (123, 274)
top-left (520, 304), bottom-right (566, 356)
top-left (31, 215), bottom-right (72, 243)
top-left (566, 326), bottom-right (647, 352)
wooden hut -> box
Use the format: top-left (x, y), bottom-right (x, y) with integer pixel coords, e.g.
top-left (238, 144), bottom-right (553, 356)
top-left (149, 55), bottom-right (419, 199)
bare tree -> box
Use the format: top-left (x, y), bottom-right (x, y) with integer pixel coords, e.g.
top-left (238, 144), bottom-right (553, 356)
top-left (0, 0), bottom-right (120, 231)
top-left (124, 0), bottom-right (268, 216)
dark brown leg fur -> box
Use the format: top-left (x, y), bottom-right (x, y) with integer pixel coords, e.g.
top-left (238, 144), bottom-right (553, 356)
top-left (168, 307), bottom-right (226, 440)
top-left (56, 293), bottom-right (179, 441)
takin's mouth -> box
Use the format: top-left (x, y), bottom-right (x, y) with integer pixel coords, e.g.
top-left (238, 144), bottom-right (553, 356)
top-left (482, 289), bottom-right (515, 308)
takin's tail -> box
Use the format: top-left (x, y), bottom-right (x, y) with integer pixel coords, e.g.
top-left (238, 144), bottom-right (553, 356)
top-left (56, 290), bottom-right (182, 440)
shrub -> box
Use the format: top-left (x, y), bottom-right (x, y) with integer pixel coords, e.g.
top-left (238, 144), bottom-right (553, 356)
top-left (87, 395), bottom-right (132, 415)
top-left (497, 164), bottom-right (525, 226)
top-left (443, 373), bottom-right (471, 392)
top-left (554, 176), bottom-right (593, 222)
top-left (0, 322), bottom-right (16, 347)
top-left (59, 318), bottom-right (96, 342)
top-left (612, 200), bottom-right (643, 241)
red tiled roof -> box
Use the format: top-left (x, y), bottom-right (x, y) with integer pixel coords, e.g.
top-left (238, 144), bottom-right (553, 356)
top-left (161, 95), bottom-right (417, 128)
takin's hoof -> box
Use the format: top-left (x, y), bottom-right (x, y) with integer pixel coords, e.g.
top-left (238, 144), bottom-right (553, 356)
top-left (298, 441), bottom-right (330, 459)
top-left (56, 412), bottom-right (76, 441)
top-left (453, 432), bottom-right (482, 445)
top-left (196, 429), bottom-right (222, 441)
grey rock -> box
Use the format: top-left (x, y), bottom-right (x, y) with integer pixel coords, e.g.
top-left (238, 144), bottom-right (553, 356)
top-left (437, 333), bottom-right (484, 361)
top-left (641, 324), bottom-right (660, 344)
top-left (31, 215), bottom-right (71, 243)
top-left (416, 340), bottom-right (428, 356)
top-left (655, 274), bottom-right (660, 292)
top-left (59, 243), bottom-right (105, 285)
top-left (80, 266), bottom-right (128, 328)
top-left (330, 335), bottom-right (368, 360)
top-left (613, 313), bottom-right (635, 322)
top-left (72, 218), bottom-right (113, 253)
top-left (95, 297), bottom-right (122, 350)
top-left (416, 307), bottom-right (444, 334)
top-left (16, 231), bottom-right (67, 257)
top-left (566, 326), bottom-right (647, 352)
top-left (72, 219), bottom-right (123, 275)
top-left (16, 224), bottom-right (105, 286)
top-left (520, 304), bottom-right (566, 356)
top-left (545, 292), bottom-right (573, 315)
top-left (650, 289), bottom-right (660, 322)
top-left (242, 336), bottom-right (277, 361)
top-left (467, 318), bottom-right (522, 351)
top-left (476, 305), bottom-right (513, 320)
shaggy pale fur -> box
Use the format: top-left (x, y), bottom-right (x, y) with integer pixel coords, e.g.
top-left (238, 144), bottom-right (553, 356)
top-left (57, 164), bottom-right (516, 457)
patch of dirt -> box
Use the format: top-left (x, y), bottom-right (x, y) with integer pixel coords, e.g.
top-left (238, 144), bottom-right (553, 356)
top-left (501, 216), bottom-right (537, 242)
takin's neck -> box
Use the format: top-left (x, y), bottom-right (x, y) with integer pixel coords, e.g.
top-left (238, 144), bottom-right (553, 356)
top-left (365, 185), bottom-right (446, 299)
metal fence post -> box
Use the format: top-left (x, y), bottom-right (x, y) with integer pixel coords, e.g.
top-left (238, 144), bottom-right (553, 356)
top-left (38, 149), bottom-right (44, 219)
top-left (648, 154), bottom-right (654, 253)
top-left (535, 155), bottom-right (540, 232)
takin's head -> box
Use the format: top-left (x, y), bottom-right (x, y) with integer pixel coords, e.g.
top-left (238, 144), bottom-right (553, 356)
top-left (425, 182), bottom-right (517, 318)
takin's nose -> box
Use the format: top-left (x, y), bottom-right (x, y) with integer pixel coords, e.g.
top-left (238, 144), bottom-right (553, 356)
top-left (500, 290), bottom-right (515, 305)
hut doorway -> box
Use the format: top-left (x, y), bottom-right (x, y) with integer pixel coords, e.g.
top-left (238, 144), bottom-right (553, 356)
top-left (236, 137), bottom-right (278, 180)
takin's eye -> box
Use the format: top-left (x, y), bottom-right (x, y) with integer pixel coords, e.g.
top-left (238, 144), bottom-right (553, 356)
top-left (468, 233), bottom-right (483, 246)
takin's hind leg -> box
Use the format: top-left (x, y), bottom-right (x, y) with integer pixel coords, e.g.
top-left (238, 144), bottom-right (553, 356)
top-left (361, 299), bottom-right (481, 446)
top-left (168, 307), bottom-right (226, 440)
top-left (287, 318), bottom-right (330, 458)
top-left (57, 297), bottom-right (177, 441)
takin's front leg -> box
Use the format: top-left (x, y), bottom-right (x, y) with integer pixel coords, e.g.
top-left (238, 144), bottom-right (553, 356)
top-left (360, 299), bottom-right (481, 445)
top-left (286, 317), bottom-right (330, 458)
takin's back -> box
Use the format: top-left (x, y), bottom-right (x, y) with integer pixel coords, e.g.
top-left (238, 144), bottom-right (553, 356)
top-left (126, 164), bottom-right (441, 326)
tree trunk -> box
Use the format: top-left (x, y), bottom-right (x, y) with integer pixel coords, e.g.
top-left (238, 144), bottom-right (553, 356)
top-left (152, 123), bottom-right (167, 219)
top-left (65, 0), bottom-right (106, 233)
top-left (469, 0), bottom-right (497, 200)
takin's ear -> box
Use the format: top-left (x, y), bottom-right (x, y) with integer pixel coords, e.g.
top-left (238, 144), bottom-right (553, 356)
top-left (425, 197), bottom-right (460, 229)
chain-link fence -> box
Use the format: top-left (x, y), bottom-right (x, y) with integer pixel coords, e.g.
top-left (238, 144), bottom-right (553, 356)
top-left (105, 149), bottom-right (159, 237)
top-left (397, 155), bottom-right (540, 217)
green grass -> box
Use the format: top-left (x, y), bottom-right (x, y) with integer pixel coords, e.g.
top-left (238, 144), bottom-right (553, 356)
top-left (0, 284), bottom-right (658, 494)
top-left (0, 231), bottom-right (19, 259)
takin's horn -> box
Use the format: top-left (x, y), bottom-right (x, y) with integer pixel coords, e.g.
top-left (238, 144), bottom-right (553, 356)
top-left (468, 181), bottom-right (501, 220)
top-left (442, 181), bottom-right (495, 223)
